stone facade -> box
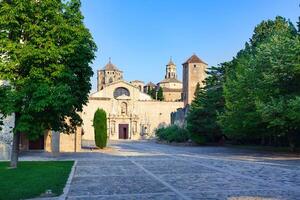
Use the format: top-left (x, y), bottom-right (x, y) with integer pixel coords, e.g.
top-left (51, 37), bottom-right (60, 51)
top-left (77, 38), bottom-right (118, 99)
top-left (130, 80), bottom-right (144, 92)
top-left (82, 80), bottom-right (183, 141)
top-left (19, 128), bottom-right (81, 153)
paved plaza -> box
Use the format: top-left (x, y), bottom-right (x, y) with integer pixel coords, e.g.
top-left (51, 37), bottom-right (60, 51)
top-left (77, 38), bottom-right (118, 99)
top-left (22, 141), bottom-right (300, 200)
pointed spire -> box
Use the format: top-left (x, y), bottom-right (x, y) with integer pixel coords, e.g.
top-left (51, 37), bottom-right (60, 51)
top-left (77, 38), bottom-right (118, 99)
top-left (167, 56), bottom-right (175, 66)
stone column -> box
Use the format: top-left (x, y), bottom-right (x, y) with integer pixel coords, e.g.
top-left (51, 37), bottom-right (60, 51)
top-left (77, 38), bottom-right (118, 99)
top-left (51, 131), bottom-right (60, 156)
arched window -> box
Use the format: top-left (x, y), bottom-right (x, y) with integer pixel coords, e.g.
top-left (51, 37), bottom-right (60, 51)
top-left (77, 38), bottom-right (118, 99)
top-left (114, 87), bottom-right (130, 98)
top-left (109, 77), bottom-right (113, 83)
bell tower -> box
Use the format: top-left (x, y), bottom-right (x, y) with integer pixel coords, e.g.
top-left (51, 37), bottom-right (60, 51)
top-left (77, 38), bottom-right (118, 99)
top-left (165, 57), bottom-right (177, 79)
top-left (97, 58), bottom-right (123, 91)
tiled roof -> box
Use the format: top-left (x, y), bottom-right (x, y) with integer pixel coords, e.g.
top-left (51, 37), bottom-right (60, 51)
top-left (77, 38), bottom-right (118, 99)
top-left (102, 58), bottom-right (121, 71)
top-left (159, 78), bottom-right (182, 84)
top-left (131, 80), bottom-right (144, 83)
top-left (145, 82), bottom-right (156, 87)
top-left (183, 54), bottom-right (207, 65)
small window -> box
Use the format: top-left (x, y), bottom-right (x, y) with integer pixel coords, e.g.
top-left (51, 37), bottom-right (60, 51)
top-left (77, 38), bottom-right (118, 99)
top-left (194, 65), bottom-right (197, 68)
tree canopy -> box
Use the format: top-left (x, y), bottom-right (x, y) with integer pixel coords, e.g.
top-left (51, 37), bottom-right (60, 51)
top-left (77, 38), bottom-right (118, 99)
top-left (0, 0), bottom-right (97, 166)
top-left (219, 16), bottom-right (300, 149)
top-left (186, 16), bottom-right (300, 150)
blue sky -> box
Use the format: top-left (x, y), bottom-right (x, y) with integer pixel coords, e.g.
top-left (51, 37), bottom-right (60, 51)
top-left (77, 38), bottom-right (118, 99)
top-left (81, 0), bottom-right (299, 91)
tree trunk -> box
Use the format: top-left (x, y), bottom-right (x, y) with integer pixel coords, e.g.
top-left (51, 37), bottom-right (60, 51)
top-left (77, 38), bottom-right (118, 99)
top-left (10, 112), bottom-right (20, 168)
top-left (10, 131), bottom-right (19, 168)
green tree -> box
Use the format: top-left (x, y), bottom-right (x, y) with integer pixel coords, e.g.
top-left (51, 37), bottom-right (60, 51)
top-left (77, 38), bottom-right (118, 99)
top-left (253, 18), bottom-right (300, 150)
top-left (157, 87), bottom-right (164, 101)
top-left (219, 16), bottom-right (299, 148)
top-left (0, 0), bottom-right (97, 167)
top-left (93, 109), bottom-right (107, 149)
top-left (148, 88), bottom-right (156, 100)
top-left (219, 44), bottom-right (264, 142)
top-left (187, 65), bottom-right (225, 144)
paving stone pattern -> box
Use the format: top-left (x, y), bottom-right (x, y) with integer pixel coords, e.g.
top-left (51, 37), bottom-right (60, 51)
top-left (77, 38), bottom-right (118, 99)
top-left (21, 141), bottom-right (300, 200)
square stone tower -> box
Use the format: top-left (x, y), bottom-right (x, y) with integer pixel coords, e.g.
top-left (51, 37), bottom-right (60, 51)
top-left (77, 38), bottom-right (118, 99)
top-left (97, 58), bottom-right (123, 91)
top-left (182, 54), bottom-right (207, 106)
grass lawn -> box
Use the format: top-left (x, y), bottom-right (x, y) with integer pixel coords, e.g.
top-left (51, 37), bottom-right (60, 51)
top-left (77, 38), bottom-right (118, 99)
top-left (0, 161), bottom-right (74, 200)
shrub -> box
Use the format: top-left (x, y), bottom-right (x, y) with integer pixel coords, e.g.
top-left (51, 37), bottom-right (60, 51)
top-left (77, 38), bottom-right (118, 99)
top-left (93, 108), bottom-right (107, 148)
top-left (189, 132), bottom-right (206, 145)
top-left (155, 125), bottom-right (189, 143)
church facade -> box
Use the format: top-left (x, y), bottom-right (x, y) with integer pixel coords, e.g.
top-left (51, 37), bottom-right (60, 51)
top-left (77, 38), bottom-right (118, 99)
top-left (81, 59), bottom-right (184, 142)
top-left (0, 54), bottom-right (207, 156)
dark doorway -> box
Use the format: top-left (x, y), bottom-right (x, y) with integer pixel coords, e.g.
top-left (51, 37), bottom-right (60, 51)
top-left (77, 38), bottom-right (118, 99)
top-left (29, 135), bottom-right (45, 150)
top-left (119, 124), bottom-right (129, 139)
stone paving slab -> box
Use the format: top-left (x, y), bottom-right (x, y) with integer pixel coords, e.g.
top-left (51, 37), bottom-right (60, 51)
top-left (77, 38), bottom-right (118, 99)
top-left (76, 159), bottom-right (133, 167)
top-left (158, 172), bottom-right (275, 193)
top-left (68, 175), bottom-right (172, 196)
top-left (136, 160), bottom-right (214, 175)
top-left (75, 165), bottom-right (146, 177)
top-left (67, 192), bottom-right (182, 200)
top-left (178, 156), bottom-right (300, 189)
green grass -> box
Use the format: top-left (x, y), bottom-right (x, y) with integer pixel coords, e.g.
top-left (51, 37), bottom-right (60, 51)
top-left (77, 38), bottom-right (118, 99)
top-left (0, 161), bottom-right (74, 200)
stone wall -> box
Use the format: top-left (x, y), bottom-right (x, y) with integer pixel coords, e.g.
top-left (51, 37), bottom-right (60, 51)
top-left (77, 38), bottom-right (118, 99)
top-left (171, 106), bottom-right (189, 128)
top-left (163, 90), bottom-right (182, 102)
top-left (0, 114), bottom-right (14, 160)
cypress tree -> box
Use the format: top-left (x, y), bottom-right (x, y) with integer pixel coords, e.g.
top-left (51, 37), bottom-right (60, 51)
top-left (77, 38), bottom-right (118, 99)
top-left (157, 87), bottom-right (164, 101)
top-left (93, 109), bottom-right (107, 149)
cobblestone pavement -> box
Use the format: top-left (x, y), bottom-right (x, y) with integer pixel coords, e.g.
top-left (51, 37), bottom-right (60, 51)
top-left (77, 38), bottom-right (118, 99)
top-left (21, 141), bottom-right (300, 200)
